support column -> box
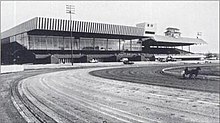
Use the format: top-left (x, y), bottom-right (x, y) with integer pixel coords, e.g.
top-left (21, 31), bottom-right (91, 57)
top-left (78, 37), bottom-right (81, 55)
top-left (188, 45), bottom-right (190, 52)
top-left (93, 38), bottom-right (95, 50)
top-left (45, 36), bottom-right (48, 51)
top-left (62, 36), bottom-right (65, 50)
top-left (57, 37), bottom-right (60, 50)
top-left (28, 35), bottom-right (30, 50)
top-left (78, 38), bottom-right (80, 50)
top-left (33, 36), bottom-right (36, 50)
top-left (130, 39), bottom-right (132, 51)
top-left (140, 39), bottom-right (142, 51)
top-left (119, 39), bottom-right (121, 51)
top-left (106, 38), bottom-right (108, 51)
top-left (73, 37), bottom-right (75, 50)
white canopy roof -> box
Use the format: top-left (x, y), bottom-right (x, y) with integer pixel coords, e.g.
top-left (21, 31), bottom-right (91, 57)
top-left (152, 35), bottom-right (207, 44)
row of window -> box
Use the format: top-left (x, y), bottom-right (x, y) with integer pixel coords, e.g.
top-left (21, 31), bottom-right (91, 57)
top-left (10, 33), bottom-right (142, 51)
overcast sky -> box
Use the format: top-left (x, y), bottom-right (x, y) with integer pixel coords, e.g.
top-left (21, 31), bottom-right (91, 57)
top-left (1, 1), bottom-right (219, 53)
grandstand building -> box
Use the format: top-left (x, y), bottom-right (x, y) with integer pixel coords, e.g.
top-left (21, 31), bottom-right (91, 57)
top-left (1, 17), bottom-right (206, 64)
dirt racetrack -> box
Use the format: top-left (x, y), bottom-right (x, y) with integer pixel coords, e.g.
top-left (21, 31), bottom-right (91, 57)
top-left (90, 64), bottom-right (220, 93)
top-left (0, 65), bottom-right (118, 123)
top-left (17, 63), bottom-right (219, 123)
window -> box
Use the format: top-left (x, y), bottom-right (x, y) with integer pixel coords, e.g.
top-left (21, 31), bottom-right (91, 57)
top-left (29, 36), bottom-right (35, 49)
top-left (123, 40), bottom-right (131, 51)
top-left (108, 39), bottom-right (119, 51)
top-left (131, 39), bottom-right (142, 51)
top-left (53, 37), bottom-right (59, 49)
top-left (34, 36), bottom-right (41, 49)
top-left (95, 38), bottom-right (107, 50)
top-left (39, 36), bottom-right (46, 49)
top-left (74, 39), bottom-right (80, 50)
top-left (80, 37), bottom-right (93, 50)
top-left (16, 34), bottom-right (22, 45)
top-left (47, 37), bottom-right (53, 50)
top-left (58, 37), bottom-right (64, 50)
top-left (64, 37), bottom-right (71, 49)
top-left (22, 33), bottom-right (29, 49)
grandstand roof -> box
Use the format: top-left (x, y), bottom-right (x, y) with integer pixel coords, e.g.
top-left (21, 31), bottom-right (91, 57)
top-left (1, 17), bottom-right (145, 39)
top-left (1, 17), bottom-right (207, 46)
top-left (152, 35), bottom-right (207, 45)
top-left (166, 27), bottom-right (180, 31)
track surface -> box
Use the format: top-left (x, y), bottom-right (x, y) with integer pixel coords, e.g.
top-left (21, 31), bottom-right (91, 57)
top-left (90, 64), bottom-right (220, 93)
top-left (0, 68), bottom-right (68, 123)
top-left (0, 65), bottom-right (114, 123)
top-left (20, 64), bottom-right (219, 123)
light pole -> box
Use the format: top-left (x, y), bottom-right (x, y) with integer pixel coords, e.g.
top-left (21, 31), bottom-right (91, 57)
top-left (66, 5), bottom-right (75, 65)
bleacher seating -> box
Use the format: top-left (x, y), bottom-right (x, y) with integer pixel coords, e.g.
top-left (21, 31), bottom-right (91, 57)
top-left (174, 48), bottom-right (193, 54)
top-left (148, 48), bottom-right (180, 54)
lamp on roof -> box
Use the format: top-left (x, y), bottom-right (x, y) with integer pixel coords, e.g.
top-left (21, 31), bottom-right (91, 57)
top-left (66, 4), bottom-right (75, 66)
top-left (197, 32), bottom-right (202, 39)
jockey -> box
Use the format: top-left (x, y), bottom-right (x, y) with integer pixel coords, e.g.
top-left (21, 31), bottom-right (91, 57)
top-left (182, 67), bottom-right (189, 78)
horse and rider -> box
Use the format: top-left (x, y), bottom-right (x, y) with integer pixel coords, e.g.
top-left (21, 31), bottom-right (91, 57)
top-left (182, 67), bottom-right (201, 79)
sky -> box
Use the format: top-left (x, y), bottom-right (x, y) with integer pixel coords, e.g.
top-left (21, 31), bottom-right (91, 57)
top-left (1, 1), bottom-right (219, 53)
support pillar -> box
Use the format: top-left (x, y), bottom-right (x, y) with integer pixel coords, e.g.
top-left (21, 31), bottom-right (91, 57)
top-left (33, 36), bottom-right (36, 50)
top-left (119, 39), bottom-right (121, 51)
top-left (106, 39), bottom-right (108, 51)
top-left (93, 38), bottom-right (95, 50)
top-left (45, 36), bottom-right (47, 50)
top-left (78, 38), bottom-right (80, 50)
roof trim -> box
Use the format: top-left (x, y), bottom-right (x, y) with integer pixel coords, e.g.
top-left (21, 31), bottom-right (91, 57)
top-left (1, 17), bottom-right (145, 39)
top-left (152, 35), bottom-right (207, 44)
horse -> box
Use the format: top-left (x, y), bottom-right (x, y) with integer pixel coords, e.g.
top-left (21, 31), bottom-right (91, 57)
top-left (182, 67), bottom-right (201, 79)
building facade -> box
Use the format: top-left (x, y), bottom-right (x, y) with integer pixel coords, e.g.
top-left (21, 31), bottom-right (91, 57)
top-left (1, 17), bottom-right (206, 64)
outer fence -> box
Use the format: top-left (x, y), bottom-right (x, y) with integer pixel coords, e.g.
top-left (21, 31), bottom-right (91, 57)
top-left (1, 65), bottom-right (24, 74)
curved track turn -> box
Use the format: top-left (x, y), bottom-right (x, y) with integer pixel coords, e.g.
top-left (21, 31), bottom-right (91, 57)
top-left (90, 65), bottom-right (220, 93)
top-left (17, 64), bottom-right (219, 123)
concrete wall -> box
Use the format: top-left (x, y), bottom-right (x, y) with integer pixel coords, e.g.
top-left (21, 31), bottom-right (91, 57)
top-left (1, 65), bottom-right (24, 74)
